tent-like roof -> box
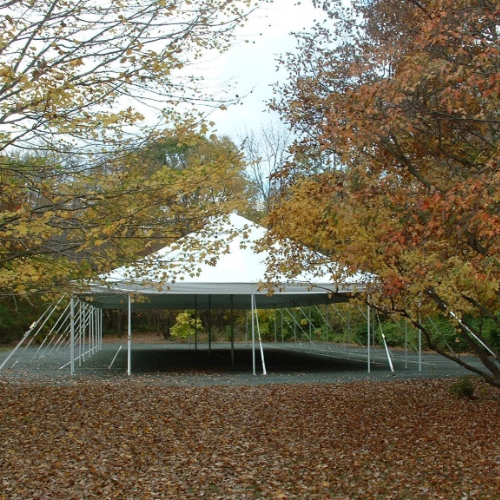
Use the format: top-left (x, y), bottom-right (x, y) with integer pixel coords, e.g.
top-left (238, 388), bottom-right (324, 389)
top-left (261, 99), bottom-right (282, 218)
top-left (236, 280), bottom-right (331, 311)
top-left (79, 214), bottom-right (362, 310)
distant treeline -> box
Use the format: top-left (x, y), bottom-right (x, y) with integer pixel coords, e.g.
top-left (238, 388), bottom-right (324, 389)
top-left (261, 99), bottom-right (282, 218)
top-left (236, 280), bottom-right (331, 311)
top-left (2, 300), bottom-right (499, 355)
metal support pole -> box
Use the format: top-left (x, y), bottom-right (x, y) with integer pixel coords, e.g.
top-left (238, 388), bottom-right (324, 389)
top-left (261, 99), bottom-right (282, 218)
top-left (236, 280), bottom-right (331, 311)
top-left (33, 302), bottom-right (71, 362)
top-left (376, 311), bottom-right (394, 373)
top-left (127, 295), bottom-right (132, 376)
top-left (78, 301), bottom-right (83, 366)
top-left (100, 309), bottom-right (103, 349)
top-left (70, 297), bottom-right (75, 376)
top-left (94, 308), bottom-right (98, 352)
top-left (108, 345), bottom-right (122, 370)
top-left (381, 332), bottom-right (394, 373)
top-left (95, 307), bottom-right (98, 352)
top-left (256, 301), bottom-right (267, 376)
top-left (0, 327), bottom-right (33, 371)
top-left (251, 294), bottom-right (266, 376)
top-left (90, 306), bottom-right (94, 355)
top-left (19, 296), bottom-right (65, 358)
top-left (251, 295), bottom-right (256, 375)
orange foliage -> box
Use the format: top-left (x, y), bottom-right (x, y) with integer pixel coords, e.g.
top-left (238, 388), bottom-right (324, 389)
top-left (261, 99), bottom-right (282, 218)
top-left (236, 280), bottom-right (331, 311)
top-left (268, 0), bottom-right (500, 385)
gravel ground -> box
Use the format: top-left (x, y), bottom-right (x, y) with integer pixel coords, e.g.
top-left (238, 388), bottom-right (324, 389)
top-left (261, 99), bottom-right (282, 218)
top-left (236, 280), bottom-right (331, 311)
top-left (0, 338), bottom-right (485, 386)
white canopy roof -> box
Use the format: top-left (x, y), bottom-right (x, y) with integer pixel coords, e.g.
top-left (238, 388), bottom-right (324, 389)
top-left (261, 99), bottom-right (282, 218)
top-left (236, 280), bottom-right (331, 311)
top-left (79, 214), bottom-right (362, 310)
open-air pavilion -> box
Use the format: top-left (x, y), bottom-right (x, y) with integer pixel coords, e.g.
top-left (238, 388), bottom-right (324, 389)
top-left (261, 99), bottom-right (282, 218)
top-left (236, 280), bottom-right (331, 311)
top-left (78, 213), bottom-right (365, 375)
top-left (1, 214), bottom-right (402, 377)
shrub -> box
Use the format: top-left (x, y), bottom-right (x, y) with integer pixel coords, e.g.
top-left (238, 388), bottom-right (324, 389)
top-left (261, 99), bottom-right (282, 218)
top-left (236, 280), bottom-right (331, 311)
top-left (449, 377), bottom-right (475, 399)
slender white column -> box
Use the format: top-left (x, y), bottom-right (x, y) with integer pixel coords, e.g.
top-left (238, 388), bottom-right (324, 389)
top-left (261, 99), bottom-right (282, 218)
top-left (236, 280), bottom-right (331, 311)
top-left (251, 295), bottom-right (256, 376)
top-left (99, 309), bottom-right (103, 349)
top-left (39, 303), bottom-right (71, 359)
top-left (96, 308), bottom-right (100, 351)
top-left (70, 297), bottom-right (75, 376)
top-left (89, 306), bottom-right (94, 355)
top-left (127, 295), bottom-right (132, 376)
top-left (93, 306), bottom-right (97, 353)
top-left (81, 302), bottom-right (86, 364)
top-left (381, 332), bottom-right (394, 373)
top-left (255, 297), bottom-right (267, 376)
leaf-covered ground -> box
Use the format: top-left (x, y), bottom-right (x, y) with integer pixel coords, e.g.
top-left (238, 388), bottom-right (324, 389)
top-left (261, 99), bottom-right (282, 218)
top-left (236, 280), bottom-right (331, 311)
top-left (1, 378), bottom-right (500, 499)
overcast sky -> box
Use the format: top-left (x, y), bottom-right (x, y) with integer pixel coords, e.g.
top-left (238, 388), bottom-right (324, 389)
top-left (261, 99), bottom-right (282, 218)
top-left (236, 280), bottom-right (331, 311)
top-left (197, 1), bottom-right (328, 138)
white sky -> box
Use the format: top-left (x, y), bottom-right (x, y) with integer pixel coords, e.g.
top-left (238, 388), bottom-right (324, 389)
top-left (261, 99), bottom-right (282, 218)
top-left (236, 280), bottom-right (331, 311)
top-left (196, 1), bottom-right (327, 138)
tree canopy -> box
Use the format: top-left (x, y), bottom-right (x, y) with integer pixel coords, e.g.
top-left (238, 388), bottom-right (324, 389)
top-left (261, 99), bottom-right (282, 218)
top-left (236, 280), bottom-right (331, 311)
top-left (268, 0), bottom-right (500, 386)
top-left (0, 0), bottom-right (263, 298)
top-left (0, 0), bottom-right (256, 153)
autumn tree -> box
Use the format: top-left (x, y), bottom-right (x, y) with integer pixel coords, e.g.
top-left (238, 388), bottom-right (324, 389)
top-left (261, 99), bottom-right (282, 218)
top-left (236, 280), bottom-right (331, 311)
top-left (136, 133), bottom-right (251, 234)
top-left (267, 0), bottom-right (500, 386)
top-left (0, 0), bottom-right (265, 298)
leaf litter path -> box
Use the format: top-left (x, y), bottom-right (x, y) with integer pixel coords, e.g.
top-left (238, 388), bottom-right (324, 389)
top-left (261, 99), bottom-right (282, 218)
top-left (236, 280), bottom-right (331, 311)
top-left (1, 378), bottom-right (500, 499)
top-left (0, 341), bottom-right (497, 499)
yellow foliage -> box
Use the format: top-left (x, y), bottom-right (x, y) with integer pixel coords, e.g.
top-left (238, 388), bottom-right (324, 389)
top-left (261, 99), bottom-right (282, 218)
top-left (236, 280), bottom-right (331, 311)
top-left (0, 0), bottom-right (261, 296)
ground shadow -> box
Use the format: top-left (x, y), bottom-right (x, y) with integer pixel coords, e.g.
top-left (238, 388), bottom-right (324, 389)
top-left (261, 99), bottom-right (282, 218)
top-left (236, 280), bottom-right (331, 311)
top-left (0, 342), bottom-right (479, 384)
top-left (122, 346), bottom-right (382, 375)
